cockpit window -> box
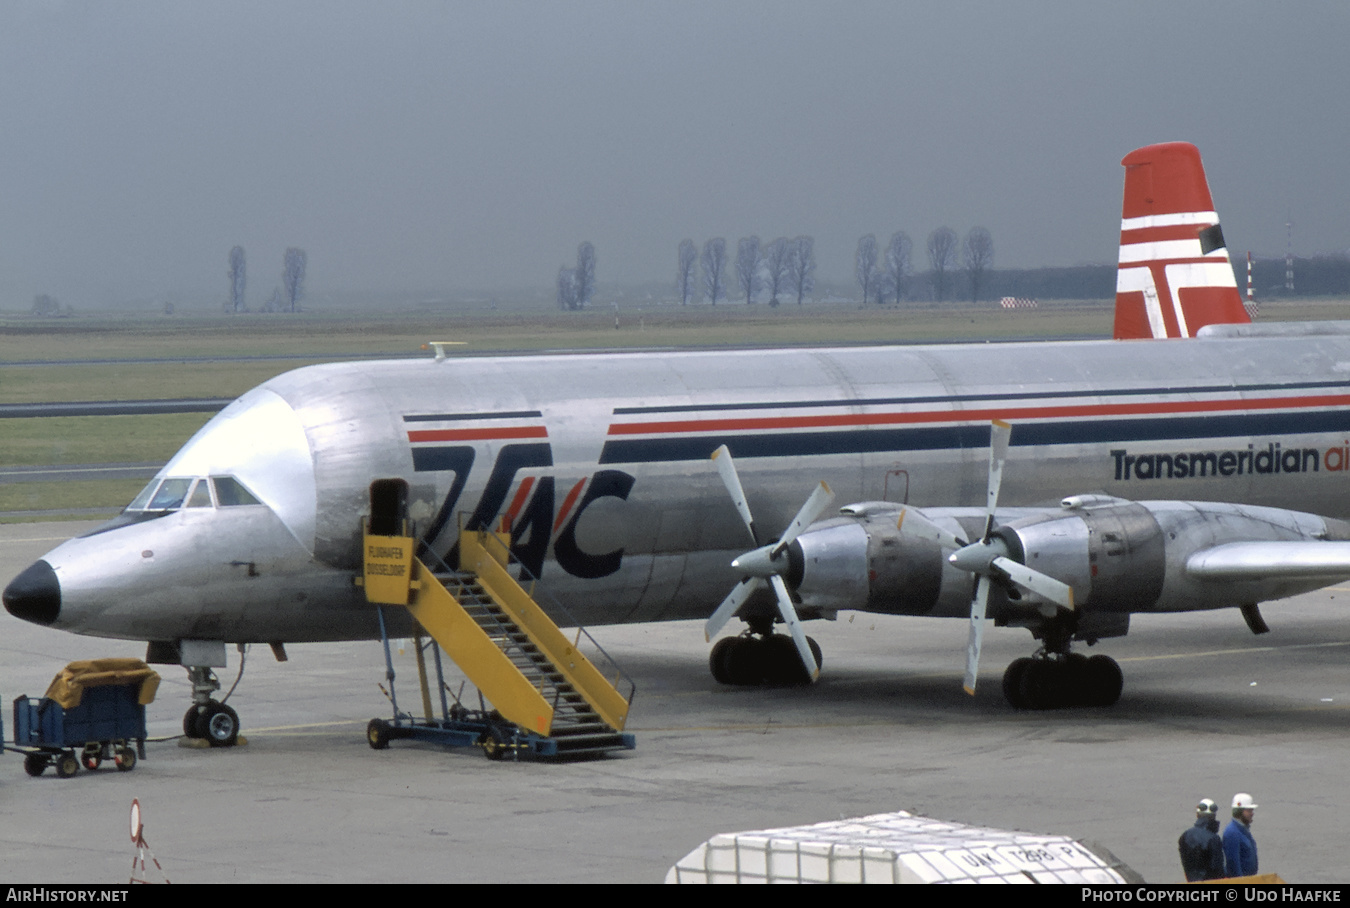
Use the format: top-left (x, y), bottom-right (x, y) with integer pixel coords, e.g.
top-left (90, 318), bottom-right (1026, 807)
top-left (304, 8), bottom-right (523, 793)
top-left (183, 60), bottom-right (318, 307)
top-left (186, 480), bottom-right (213, 508)
top-left (212, 476), bottom-right (262, 506)
top-left (126, 480), bottom-right (158, 511)
top-left (147, 478), bottom-right (192, 510)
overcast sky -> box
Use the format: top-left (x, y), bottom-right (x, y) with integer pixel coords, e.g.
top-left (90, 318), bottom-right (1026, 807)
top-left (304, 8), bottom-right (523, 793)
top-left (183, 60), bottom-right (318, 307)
top-left (2, 1), bottom-right (1347, 306)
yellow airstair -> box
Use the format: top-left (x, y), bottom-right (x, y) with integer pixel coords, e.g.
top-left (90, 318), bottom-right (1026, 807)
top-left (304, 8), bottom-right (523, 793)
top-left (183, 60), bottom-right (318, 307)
top-left (360, 518), bottom-right (635, 760)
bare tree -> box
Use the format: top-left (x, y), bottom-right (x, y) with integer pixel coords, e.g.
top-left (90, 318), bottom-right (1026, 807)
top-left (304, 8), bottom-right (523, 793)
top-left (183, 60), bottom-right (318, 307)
top-left (557, 265), bottom-right (578, 310)
top-left (228, 246), bottom-right (247, 313)
top-left (884, 231), bottom-right (911, 304)
top-left (963, 227), bottom-right (994, 304)
top-left (31, 294), bottom-right (60, 317)
top-left (788, 236), bottom-right (816, 305)
top-left (872, 269), bottom-right (894, 305)
top-left (927, 227), bottom-right (957, 303)
top-left (855, 234), bottom-right (878, 304)
top-left (761, 237), bottom-right (793, 307)
top-left (701, 237), bottom-right (727, 304)
top-left (735, 236), bottom-right (762, 303)
top-left (282, 247), bottom-right (307, 312)
top-left (574, 241), bottom-right (597, 308)
top-left (676, 239), bottom-right (698, 306)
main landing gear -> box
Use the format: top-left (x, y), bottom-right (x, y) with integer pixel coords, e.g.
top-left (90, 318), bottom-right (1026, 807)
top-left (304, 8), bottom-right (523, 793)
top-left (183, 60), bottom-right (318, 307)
top-left (710, 630), bottom-right (823, 687)
top-left (1002, 652), bottom-right (1123, 710)
top-left (996, 609), bottom-right (1125, 710)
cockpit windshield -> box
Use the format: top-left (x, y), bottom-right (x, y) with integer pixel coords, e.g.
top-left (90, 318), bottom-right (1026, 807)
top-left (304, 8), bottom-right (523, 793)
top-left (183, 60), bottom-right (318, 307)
top-left (125, 476), bottom-right (263, 512)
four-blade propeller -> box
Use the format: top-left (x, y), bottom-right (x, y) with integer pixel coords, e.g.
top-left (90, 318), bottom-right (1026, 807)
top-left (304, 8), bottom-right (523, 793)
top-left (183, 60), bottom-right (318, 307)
top-left (896, 420), bottom-right (1076, 695)
top-left (705, 444), bottom-right (834, 682)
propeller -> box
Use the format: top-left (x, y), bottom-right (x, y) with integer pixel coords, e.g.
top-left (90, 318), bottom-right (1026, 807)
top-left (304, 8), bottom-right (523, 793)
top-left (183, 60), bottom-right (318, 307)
top-left (943, 420), bottom-right (1075, 695)
top-left (705, 445), bottom-right (834, 681)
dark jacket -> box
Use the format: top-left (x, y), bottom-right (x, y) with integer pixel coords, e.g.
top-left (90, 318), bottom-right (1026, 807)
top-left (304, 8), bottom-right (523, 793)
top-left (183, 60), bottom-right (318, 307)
top-left (1179, 815), bottom-right (1226, 881)
top-left (1223, 818), bottom-right (1258, 877)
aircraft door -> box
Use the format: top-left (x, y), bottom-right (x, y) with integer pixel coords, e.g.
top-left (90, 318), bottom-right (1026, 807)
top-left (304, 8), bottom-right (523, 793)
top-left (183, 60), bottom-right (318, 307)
top-left (369, 479), bottom-right (410, 536)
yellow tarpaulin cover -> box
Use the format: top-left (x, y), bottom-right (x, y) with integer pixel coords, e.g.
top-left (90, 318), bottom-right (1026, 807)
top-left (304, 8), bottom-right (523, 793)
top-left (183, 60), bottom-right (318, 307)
top-left (43, 658), bottom-right (161, 710)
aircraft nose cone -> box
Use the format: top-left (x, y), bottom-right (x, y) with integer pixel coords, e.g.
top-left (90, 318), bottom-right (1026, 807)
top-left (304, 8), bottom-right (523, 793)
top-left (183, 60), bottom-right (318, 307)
top-left (3, 560), bottom-right (61, 625)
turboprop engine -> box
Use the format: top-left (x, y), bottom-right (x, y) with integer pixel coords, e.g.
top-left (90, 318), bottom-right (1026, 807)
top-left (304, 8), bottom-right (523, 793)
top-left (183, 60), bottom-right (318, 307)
top-left (790, 496), bottom-right (1350, 622)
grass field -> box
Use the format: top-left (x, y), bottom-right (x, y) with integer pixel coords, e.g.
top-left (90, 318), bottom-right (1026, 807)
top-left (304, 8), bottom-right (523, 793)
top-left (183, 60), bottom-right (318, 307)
top-left (2, 297), bottom-right (1346, 520)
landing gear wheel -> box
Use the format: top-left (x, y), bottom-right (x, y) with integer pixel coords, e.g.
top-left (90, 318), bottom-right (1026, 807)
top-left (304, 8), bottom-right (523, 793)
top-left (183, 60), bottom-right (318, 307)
top-left (808, 636), bottom-right (823, 673)
top-left (762, 635), bottom-right (804, 685)
top-left (1017, 659), bottom-right (1066, 710)
top-left (183, 706), bottom-right (202, 739)
top-left (197, 702), bottom-right (240, 747)
top-left (366, 718), bottom-right (391, 750)
top-left (1003, 657), bottom-right (1033, 709)
top-left (56, 752), bottom-right (79, 779)
top-left (23, 754), bottom-right (48, 777)
top-left (726, 636), bottom-right (766, 686)
top-left (114, 747), bottom-right (137, 772)
top-left (709, 637), bottom-right (737, 685)
top-left (1084, 655), bottom-right (1123, 706)
top-left (712, 634), bottom-right (823, 686)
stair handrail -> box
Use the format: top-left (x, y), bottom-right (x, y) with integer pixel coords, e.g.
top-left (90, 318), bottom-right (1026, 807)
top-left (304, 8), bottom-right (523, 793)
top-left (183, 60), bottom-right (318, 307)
top-left (416, 548), bottom-right (528, 660)
top-left (434, 522), bottom-right (637, 712)
top-left (476, 529), bottom-right (637, 711)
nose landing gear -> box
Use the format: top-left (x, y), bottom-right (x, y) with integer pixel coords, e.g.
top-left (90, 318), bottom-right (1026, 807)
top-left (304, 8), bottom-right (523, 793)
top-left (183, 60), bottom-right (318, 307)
top-left (183, 699), bottom-right (241, 747)
top-left (180, 665), bottom-right (242, 747)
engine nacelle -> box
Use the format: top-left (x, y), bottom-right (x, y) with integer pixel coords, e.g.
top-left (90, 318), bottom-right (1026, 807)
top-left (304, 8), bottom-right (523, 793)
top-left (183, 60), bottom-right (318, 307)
top-left (790, 498), bottom-right (1350, 621)
top-left (790, 503), bottom-right (983, 618)
top-left (1003, 499), bottom-right (1350, 614)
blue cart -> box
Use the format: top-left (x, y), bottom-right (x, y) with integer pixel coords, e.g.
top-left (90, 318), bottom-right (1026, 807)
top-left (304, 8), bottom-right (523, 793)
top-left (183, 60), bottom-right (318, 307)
top-left (12, 659), bottom-right (160, 779)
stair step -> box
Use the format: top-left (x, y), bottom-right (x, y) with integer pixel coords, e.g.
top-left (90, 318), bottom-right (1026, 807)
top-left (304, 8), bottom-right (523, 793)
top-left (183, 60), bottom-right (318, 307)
top-left (412, 556), bottom-right (630, 756)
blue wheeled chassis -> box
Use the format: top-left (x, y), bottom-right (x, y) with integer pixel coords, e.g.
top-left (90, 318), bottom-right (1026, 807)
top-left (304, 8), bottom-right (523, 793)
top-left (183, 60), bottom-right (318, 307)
top-left (13, 685), bottom-right (148, 779)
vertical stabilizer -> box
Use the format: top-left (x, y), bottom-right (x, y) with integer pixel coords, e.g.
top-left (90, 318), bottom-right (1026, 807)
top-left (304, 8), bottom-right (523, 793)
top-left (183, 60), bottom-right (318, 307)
top-left (1114, 142), bottom-right (1249, 339)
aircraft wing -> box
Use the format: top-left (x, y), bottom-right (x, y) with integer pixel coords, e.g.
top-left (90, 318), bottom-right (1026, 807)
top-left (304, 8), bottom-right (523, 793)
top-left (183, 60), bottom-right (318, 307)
top-left (1186, 542), bottom-right (1350, 582)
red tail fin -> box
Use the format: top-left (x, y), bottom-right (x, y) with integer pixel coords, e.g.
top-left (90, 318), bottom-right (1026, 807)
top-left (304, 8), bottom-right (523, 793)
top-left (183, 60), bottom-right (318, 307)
top-left (1113, 142), bottom-right (1249, 339)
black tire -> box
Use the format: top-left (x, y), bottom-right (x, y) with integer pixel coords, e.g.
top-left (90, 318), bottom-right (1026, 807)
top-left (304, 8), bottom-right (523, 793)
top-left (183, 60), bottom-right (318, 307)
top-left (807, 636), bottom-right (823, 673)
top-left (23, 753), bottom-right (48, 777)
top-left (1018, 659), bottom-right (1065, 710)
top-left (198, 702), bottom-right (240, 747)
top-left (726, 636), bottom-right (766, 686)
top-left (1085, 655), bottom-right (1124, 706)
top-left (183, 706), bottom-right (202, 739)
top-left (115, 747), bottom-right (137, 772)
top-left (1063, 653), bottom-right (1090, 706)
top-left (762, 635), bottom-right (805, 685)
top-left (1003, 657), bottom-right (1033, 709)
top-left (366, 718), bottom-right (391, 750)
top-left (56, 753), bottom-right (79, 779)
top-left (481, 728), bottom-right (507, 761)
top-left (709, 637), bottom-right (737, 685)
top-left (82, 747), bottom-right (102, 771)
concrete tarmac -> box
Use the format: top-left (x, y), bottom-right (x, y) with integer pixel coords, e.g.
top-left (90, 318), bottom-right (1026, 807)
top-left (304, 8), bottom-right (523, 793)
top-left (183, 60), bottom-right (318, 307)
top-left (2, 521), bottom-right (1348, 884)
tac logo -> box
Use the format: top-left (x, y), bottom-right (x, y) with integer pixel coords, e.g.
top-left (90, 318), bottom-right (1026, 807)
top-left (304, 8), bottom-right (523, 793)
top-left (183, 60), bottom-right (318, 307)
top-left (413, 440), bottom-right (634, 580)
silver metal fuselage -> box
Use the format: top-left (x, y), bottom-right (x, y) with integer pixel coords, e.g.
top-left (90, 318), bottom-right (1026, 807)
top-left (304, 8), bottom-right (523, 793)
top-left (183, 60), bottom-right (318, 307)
top-left (31, 332), bottom-right (1350, 643)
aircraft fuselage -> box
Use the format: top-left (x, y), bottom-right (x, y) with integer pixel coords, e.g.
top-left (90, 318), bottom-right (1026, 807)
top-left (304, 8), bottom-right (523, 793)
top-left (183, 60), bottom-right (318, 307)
top-left (11, 332), bottom-right (1350, 644)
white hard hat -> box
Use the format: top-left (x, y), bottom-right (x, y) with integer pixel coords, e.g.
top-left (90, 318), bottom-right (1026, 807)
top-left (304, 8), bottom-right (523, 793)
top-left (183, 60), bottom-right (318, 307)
top-left (1196, 798), bottom-right (1218, 815)
top-left (1232, 793), bottom-right (1258, 811)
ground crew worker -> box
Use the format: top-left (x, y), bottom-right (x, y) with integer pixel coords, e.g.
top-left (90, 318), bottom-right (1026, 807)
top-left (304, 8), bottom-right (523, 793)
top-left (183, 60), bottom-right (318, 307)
top-left (1178, 798), bottom-right (1226, 881)
top-left (1222, 792), bottom-right (1258, 877)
